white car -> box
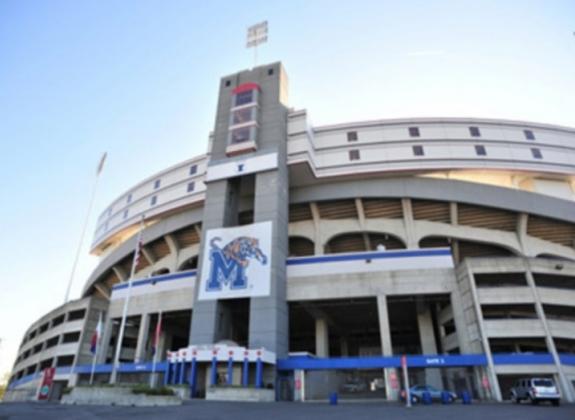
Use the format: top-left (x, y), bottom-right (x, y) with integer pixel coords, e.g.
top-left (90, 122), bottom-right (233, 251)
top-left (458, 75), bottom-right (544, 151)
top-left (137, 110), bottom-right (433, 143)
top-left (510, 378), bottom-right (560, 406)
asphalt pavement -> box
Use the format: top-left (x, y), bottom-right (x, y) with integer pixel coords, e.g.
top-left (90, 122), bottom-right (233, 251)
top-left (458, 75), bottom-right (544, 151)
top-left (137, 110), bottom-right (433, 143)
top-left (1, 400), bottom-right (574, 420)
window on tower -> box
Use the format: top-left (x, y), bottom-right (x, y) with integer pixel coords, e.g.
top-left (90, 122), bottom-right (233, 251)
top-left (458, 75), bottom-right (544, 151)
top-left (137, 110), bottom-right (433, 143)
top-left (234, 90), bottom-right (254, 107)
top-left (230, 126), bottom-right (253, 144)
top-left (232, 107), bottom-right (256, 125)
top-left (227, 83), bottom-right (260, 155)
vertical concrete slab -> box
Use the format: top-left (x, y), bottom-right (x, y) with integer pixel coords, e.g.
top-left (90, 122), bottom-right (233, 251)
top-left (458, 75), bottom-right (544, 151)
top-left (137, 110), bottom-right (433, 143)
top-left (134, 313), bottom-right (150, 363)
top-left (416, 303), bottom-right (443, 389)
top-left (248, 63), bottom-right (290, 358)
top-left (189, 180), bottom-right (236, 345)
top-left (315, 318), bottom-right (329, 357)
top-left (524, 263), bottom-right (575, 402)
top-left (377, 295), bottom-right (399, 400)
top-left (98, 317), bottom-right (114, 364)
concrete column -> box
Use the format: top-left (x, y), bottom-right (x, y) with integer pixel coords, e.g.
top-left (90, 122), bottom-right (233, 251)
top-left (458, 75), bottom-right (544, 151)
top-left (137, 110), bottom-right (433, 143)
top-left (417, 304), bottom-right (438, 354)
top-left (164, 234), bottom-right (179, 257)
top-left (416, 303), bottom-right (442, 389)
top-left (516, 214), bottom-right (530, 255)
top-left (355, 198), bottom-right (366, 230)
top-left (134, 313), bottom-right (151, 363)
top-left (190, 180), bottom-right (232, 345)
top-left (377, 295), bottom-right (398, 400)
top-left (141, 246), bottom-right (157, 266)
top-left (452, 240), bottom-right (460, 264)
top-left (524, 262), bottom-right (575, 402)
top-left (249, 168), bottom-right (290, 358)
top-left (449, 202), bottom-right (458, 225)
top-left (449, 291), bottom-right (472, 354)
top-left (376, 295), bottom-right (393, 356)
top-left (97, 317), bottom-right (115, 364)
top-left (401, 198), bottom-right (417, 248)
top-left (315, 318), bottom-right (329, 357)
top-left (112, 266), bottom-right (128, 282)
top-left (310, 203), bottom-right (323, 255)
top-left (465, 265), bottom-right (502, 401)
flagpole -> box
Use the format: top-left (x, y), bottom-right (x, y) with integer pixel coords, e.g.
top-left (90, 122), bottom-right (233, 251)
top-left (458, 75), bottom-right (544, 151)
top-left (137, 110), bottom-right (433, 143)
top-left (89, 312), bottom-right (103, 385)
top-left (110, 215), bottom-right (145, 385)
top-left (150, 311), bottom-right (162, 388)
top-left (64, 152), bottom-right (107, 303)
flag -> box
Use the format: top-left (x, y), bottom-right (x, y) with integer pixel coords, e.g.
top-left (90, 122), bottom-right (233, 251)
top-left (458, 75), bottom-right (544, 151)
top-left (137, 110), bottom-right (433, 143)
top-left (152, 312), bottom-right (162, 356)
top-left (134, 238), bottom-right (143, 269)
top-left (132, 216), bottom-right (146, 270)
top-left (96, 152), bottom-right (107, 175)
top-left (90, 312), bottom-right (103, 355)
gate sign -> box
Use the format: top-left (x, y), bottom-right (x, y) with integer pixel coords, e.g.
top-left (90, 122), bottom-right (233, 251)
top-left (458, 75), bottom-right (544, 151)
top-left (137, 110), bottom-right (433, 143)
top-left (198, 221), bottom-right (272, 300)
top-left (37, 367), bottom-right (55, 400)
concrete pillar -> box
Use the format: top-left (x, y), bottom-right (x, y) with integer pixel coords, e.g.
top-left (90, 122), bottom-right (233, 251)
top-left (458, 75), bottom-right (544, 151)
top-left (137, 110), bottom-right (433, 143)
top-left (315, 318), bottom-right (329, 357)
top-left (449, 202), bottom-right (458, 225)
top-left (377, 295), bottom-right (398, 400)
top-left (310, 203), bottom-right (323, 255)
top-left (449, 291), bottom-right (472, 354)
top-left (417, 304), bottom-right (438, 354)
top-left (516, 214), bottom-right (530, 255)
top-left (524, 263), bottom-right (575, 402)
top-left (464, 265), bottom-right (502, 401)
top-left (134, 313), bottom-right (150, 363)
top-left (98, 317), bottom-right (115, 364)
top-left (401, 198), bottom-right (418, 248)
top-left (249, 167), bottom-right (290, 357)
top-left (112, 266), bottom-right (128, 282)
top-left (189, 180), bottom-right (232, 345)
top-left (416, 303), bottom-right (442, 389)
top-left (452, 240), bottom-right (460, 264)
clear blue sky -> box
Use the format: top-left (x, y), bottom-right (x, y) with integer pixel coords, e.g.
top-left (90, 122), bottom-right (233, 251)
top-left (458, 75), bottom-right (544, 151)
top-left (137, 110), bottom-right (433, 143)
top-left (1, 0), bottom-right (574, 380)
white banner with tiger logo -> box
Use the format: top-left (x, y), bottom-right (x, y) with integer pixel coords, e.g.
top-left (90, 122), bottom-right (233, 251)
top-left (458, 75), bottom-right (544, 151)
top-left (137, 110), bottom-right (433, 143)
top-left (197, 221), bottom-right (272, 300)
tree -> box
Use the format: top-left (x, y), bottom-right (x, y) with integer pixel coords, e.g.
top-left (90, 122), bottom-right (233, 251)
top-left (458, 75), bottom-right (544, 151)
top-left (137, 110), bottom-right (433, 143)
top-left (0, 373), bottom-right (8, 401)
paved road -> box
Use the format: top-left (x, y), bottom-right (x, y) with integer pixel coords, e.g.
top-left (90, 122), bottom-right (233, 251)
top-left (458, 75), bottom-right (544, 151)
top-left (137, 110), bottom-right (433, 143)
top-left (1, 400), bottom-right (574, 420)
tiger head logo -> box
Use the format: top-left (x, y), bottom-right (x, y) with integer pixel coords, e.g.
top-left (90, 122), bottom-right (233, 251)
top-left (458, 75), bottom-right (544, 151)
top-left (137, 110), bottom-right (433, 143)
top-left (206, 236), bottom-right (268, 291)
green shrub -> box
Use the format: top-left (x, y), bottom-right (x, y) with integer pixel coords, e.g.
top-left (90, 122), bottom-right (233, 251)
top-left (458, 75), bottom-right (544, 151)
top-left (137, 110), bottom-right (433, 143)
top-left (131, 385), bottom-right (174, 396)
top-left (62, 387), bottom-right (73, 395)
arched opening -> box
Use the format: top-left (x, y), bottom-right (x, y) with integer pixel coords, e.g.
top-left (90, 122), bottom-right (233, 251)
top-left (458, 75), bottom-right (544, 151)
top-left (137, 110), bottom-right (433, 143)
top-left (419, 236), bottom-right (516, 263)
top-left (289, 236), bottom-right (315, 257)
top-left (151, 268), bottom-right (170, 277)
top-left (458, 240), bottom-right (515, 260)
top-left (178, 256), bottom-right (198, 271)
top-left (325, 232), bottom-right (406, 254)
top-left (419, 236), bottom-right (451, 249)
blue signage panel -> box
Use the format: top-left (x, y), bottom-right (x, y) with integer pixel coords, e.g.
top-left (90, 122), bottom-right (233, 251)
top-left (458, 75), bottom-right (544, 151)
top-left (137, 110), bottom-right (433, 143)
top-left (492, 353), bottom-right (554, 365)
top-left (277, 354), bottom-right (487, 371)
top-left (559, 354), bottom-right (575, 366)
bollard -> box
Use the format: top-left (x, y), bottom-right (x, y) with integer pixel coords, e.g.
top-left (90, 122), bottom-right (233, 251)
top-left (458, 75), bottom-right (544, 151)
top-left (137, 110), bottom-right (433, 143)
top-left (329, 392), bottom-right (338, 405)
top-left (441, 391), bottom-right (453, 405)
top-left (461, 390), bottom-right (472, 405)
top-left (422, 391), bottom-right (432, 405)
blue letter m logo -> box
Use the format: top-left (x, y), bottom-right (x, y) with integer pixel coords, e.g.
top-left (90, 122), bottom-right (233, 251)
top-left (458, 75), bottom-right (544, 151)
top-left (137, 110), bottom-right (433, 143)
top-left (207, 248), bottom-right (246, 291)
top-left (206, 237), bottom-right (267, 292)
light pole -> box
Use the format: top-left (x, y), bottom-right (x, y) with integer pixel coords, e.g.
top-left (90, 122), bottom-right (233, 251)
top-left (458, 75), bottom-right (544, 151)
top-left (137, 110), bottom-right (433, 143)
top-left (64, 153), bottom-right (107, 303)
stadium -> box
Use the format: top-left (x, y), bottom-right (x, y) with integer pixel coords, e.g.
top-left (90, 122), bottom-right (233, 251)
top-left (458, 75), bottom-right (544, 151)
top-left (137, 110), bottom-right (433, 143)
top-left (5, 62), bottom-right (575, 403)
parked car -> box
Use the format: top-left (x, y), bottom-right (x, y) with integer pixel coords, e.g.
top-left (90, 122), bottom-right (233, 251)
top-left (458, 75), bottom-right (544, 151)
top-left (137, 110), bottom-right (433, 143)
top-left (401, 384), bottom-right (457, 403)
top-left (510, 378), bottom-right (560, 406)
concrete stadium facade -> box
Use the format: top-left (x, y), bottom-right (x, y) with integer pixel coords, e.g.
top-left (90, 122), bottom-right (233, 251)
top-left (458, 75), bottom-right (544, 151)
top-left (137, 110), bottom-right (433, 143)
top-left (6, 62), bottom-right (575, 403)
